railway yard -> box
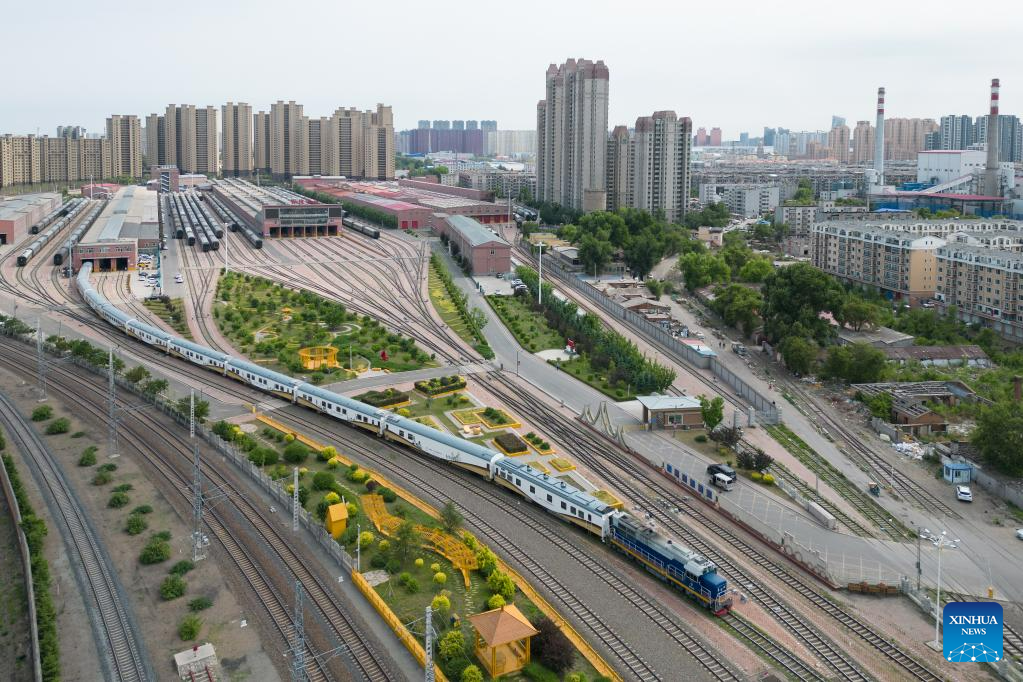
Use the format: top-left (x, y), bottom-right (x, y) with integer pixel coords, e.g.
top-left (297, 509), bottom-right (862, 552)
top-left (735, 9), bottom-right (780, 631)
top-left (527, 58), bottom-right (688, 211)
top-left (0, 186), bottom-right (1021, 682)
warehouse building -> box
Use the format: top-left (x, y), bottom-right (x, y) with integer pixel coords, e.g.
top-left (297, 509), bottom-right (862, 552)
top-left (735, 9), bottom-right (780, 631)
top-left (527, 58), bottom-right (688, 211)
top-left (72, 186), bottom-right (158, 270)
top-left (0, 192), bottom-right (61, 245)
top-left (213, 178), bottom-right (341, 238)
top-left (437, 214), bottom-right (510, 275)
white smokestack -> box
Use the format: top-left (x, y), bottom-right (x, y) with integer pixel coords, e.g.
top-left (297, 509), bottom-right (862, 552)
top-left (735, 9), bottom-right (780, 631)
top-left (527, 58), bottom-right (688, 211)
top-left (873, 87), bottom-right (885, 186)
top-left (984, 78), bottom-right (1001, 196)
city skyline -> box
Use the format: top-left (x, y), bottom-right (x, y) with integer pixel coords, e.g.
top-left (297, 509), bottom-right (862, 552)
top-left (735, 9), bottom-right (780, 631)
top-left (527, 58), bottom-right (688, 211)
top-left (3, 0), bottom-right (1019, 138)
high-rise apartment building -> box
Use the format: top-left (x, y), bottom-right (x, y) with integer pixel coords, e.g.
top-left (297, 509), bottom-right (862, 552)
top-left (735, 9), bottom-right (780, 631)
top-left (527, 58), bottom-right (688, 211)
top-left (763, 127), bottom-right (777, 147)
top-left (852, 121), bottom-right (874, 163)
top-left (709, 127), bottom-right (722, 146)
top-left (694, 127), bottom-right (708, 146)
top-left (433, 120), bottom-right (451, 130)
top-left (253, 111), bottom-right (271, 174)
top-left (145, 113), bottom-right (166, 166)
top-left (466, 120), bottom-right (478, 131)
top-left (145, 105), bottom-right (219, 175)
top-left (976, 114), bottom-right (1022, 163)
top-left (417, 120), bottom-right (431, 129)
top-left (606, 111), bottom-right (691, 222)
top-left (1, 134), bottom-right (111, 188)
top-left (270, 101), bottom-right (305, 179)
top-left (481, 120), bottom-right (498, 133)
top-left (452, 120), bottom-right (465, 131)
top-left (536, 58), bottom-right (610, 212)
top-left (939, 115), bottom-right (974, 150)
top-left (56, 126), bottom-right (86, 139)
top-left (827, 124), bottom-right (850, 163)
top-left (222, 102), bottom-right (253, 176)
top-left (831, 116), bottom-right (847, 130)
top-left (884, 118), bottom-right (938, 160)
top-left (106, 115), bottom-right (142, 178)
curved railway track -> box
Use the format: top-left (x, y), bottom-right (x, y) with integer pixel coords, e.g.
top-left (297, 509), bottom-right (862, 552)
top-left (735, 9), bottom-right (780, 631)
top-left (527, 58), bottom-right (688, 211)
top-left (0, 390), bottom-right (150, 682)
top-left (0, 339), bottom-right (392, 682)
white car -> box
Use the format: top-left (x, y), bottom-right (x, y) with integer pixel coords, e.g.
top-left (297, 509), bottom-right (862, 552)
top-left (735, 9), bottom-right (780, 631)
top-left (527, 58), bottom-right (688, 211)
top-left (955, 485), bottom-right (973, 502)
top-left (174, 273), bottom-right (184, 284)
top-left (138, 271), bottom-right (147, 280)
top-left (1016, 528), bottom-right (1023, 540)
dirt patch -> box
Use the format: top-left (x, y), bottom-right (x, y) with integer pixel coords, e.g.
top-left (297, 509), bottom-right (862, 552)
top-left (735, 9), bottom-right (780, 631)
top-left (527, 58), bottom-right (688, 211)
top-left (0, 474), bottom-right (32, 681)
top-left (0, 369), bottom-right (281, 682)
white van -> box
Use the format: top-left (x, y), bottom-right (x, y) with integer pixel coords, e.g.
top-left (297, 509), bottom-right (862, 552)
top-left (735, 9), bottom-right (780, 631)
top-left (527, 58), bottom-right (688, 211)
top-left (710, 472), bottom-right (735, 491)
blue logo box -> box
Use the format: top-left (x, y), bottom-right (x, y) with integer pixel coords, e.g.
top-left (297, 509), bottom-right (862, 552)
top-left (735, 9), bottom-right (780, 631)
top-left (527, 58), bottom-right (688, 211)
top-left (943, 601), bottom-right (1003, 662)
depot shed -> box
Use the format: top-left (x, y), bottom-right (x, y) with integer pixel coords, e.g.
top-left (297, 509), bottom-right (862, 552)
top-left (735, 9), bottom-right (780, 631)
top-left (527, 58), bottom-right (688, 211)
top-left (637, 395), bottom-right (704, 430)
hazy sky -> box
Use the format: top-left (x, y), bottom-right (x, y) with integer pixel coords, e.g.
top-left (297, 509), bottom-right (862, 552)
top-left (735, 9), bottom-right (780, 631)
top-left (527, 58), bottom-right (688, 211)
top-left (3, 0), bottom-right (1021, 139)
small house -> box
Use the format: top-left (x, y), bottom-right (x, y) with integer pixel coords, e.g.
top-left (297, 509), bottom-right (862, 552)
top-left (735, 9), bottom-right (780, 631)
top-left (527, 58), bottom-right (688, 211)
top-left (636, 395), bottom-right (704, 430)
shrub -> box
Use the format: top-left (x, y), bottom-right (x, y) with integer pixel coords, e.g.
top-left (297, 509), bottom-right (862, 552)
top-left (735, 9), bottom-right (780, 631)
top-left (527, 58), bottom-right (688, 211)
top-left (398, 572), bottom-right (412, 586)
top-left (430, 562), bottom-right (441, 573)
top-left (78, 449), bottom-right (97, 466)
top-left (694, 434), bottom-right (708, 443)
top-left (132, 505), bottom-right (153, 515)
top-left (98, 463), bottom-right (117, 473)
top-left (45, 418), bottom-right (70, 435)
top-left (188, 597), bottom-right (212, 612)
top-left (405, 578), bottom-right (419, 594)
top-left (92, 471), bottom-right (112, 486)
top-left (248, 447), bottom-right (279, 466)
top-left (359, 531), bottom-right (375, 549)
top-left (160, 575), bottom-right (187, 600)
top-left (370, 554), bottom-right (387, 569)
top-left (178, 615), bottom-right (202, 641)
top-left (31, 405), bottom-right (53, 421)
top-left (433, 572), bottom-right (447, 586)
top-left (397, 408), bottom-right (411, 417)
top-left (750, 471), bottom-right (763, 481)
top-left (107, 492), bottom-right (130, 508)
top-left (365, 479), bottom-right (379, 492)
top-left (153, 530), bottom-right (172, 542)
top-left (533, 617), bottom-right (574, 674)
top-left (378, 540), bottom-right (391, 553)
top-left (139, 537), bottom-right (171, 565)
top-left (487, 594), bottom-right (506, 609)
top-left (431, 594), bottom-right (451, 615)
top-left (312, 471), bottom-right (335, 491)
top-left (323, 491), bottom-right (341, 504)
top-left (494, 433), bottom-right (527, 454)
top-left (113, 483), bottom-right (133, 493)
top-left (283, 433), bottom-right (295, 443)
top-left (380, 487), bottom-right (397, 503)
top-left (386, 558), bottom-right (402, 574)
top-left (522, 663), bottom-right (559, 682)
top-left (487, 571), bottom-right (515, 600)
top-left (438, 629), bottom-right (464, 660)
top-left (761, 473), bottom-right (775, 485)
top-left (124, 514), bottom-right (148, 535)
top-left (283, 442), bottom-right (309, 463)
top-left (71, 431), bottom-right (86, 438)
top-left (461, 665), bottom-right (484, 682)
top-left (415, 558), bottom-right (424, 569)
top-left (170, 560), bottom-right (195, 576)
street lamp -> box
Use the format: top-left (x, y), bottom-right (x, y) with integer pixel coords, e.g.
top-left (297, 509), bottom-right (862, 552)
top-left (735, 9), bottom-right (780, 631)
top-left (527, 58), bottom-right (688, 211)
top-left (537, 241), bottom-right (545, 306)
top-left (931, 530), bottom-right (960, 650)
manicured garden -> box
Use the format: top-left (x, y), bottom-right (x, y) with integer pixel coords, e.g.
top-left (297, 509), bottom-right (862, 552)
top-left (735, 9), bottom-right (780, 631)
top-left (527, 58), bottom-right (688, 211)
top-left (429, 255), bottom-right (494, 360)
top-left (143, 297), bottom-right (192, 339)
top-left (486, 294), bottom-right (566, 353)
top-left (214, 271), bottom-right (434, 378)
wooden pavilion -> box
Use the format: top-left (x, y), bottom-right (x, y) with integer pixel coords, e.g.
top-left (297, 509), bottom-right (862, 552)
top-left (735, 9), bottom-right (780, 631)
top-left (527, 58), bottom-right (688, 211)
top-left (467, 604), bottom-right (539, 678)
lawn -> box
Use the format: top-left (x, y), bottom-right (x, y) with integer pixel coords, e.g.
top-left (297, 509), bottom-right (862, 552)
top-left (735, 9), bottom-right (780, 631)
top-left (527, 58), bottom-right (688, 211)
top-left (486, 294), bottom-right (564, 352)
top-left (402, 393), bottom-right (512, 447)
top-left (558, 354), bottom-right (639, 401)
top-left (429, 263), bottom-right (475, 345)
top-left (143, 298), bottom-right (192, 339)
top-left (213, 271), bottom-right (435, 378)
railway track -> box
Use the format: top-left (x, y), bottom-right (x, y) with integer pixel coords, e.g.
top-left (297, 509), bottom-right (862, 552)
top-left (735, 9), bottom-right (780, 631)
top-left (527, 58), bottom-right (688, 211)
top-left (0, 338), bottom-right (393, 682)
top-left (0, 390), bottom-right (150, 682)
top-left (758, 457), bottom-right (877, 538)
top-left (759, 426), bottom-right (910, 541)
top-left (483, 371), bottom-right (943, 682)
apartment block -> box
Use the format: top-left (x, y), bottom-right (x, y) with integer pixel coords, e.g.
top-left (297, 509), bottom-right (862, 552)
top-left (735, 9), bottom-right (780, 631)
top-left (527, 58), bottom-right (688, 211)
top-left (0, 134), bottom-right (112, 188)
top-left (812, 223), bottom-right (945, 302)
top-left (827, 124), bottom-right (850, 163)
top-left (253, 111), bottom-right (271, 174)
top-left (222, 102), bottom-right (253, 176)
top-left (936, 244), bottom-right (1023, 340)
top-left (537, 58), bottom-right (610, 212)
top-left (606, 112), bottom-right (691, 222)
top-left (106, 115), bottom-right (143, 179)
top-left (270, 100), bottom-right (305, 178)
top-left (884, 118), bottom-right (939, 161)
top-left (698, 183), bottom-right (779, 218)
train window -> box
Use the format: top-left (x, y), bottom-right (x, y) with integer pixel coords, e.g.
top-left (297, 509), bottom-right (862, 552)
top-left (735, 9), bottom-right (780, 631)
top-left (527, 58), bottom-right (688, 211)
top-left (587, 514), bottom-right (592, 522)
top-left (516, 478), bottom-right (521, 486)
top-left (399, 431), bottom-right (404, 438)
top-left (529, 485), bottom-right (535, 494)
top-left (570, 506), bottom-right (576, 514)
top-left (560, 501), bottom-right (566, 510)
top-left (546, 494), bottom-right (552, 503)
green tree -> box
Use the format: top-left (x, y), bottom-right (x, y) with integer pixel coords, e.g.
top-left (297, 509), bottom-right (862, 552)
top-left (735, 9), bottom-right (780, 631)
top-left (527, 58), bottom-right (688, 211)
top-left (533, 617), bottom-right (575, 674)
top-left (461, 665), bottom-right (484, 682)
top-left (487, 570), bottom-right (516, 600)
top-left (392, 519), bottom-right (421, 563)
top-left (738, 257), bottom-right (773, 283)
top-left (972, 400), bottom-right (1023, 476)
top-left (779, 336), bottom-right (817, 375)
top-left (178, 615), bottom-right (202, 641)
top-left (679, 252), bottom-right (730, 291)
top-left (761, 263), bottom-right (845, 344)
top-left (710, 284), bottom-right (763, 337)
top-left (468, 307), bottom-right (488, 333)
top-left (124, 366), bottom-right (151, 384)
top-left (440, 500), bottom-right (463, 533)
top-left (821, 343), bottom-right (885, 383)
top-left (699, 395), bottom-right (725, 431)
top-left (841, 299), bottom-right (878, 332)
top-left (141, 378), bottom-right (169, 397)
top-left (623, 231), bottom-right (663, 280)
top-left (439, 629), bottom-right (465, 661)
top-left (160, 575), bottom-right (187, 600)
top-left (577, 233), bottom-right (613, 275)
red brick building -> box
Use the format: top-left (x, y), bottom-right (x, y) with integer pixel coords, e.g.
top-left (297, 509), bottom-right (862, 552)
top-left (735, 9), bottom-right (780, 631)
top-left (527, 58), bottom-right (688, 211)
top-left (438, 214), bottom-right (510, 275)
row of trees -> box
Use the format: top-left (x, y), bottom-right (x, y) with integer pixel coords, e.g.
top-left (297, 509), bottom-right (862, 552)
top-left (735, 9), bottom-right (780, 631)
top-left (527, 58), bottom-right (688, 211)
top-left (516, 266), bottom-right (675, 393)
top-left (430, 254), bottom-right (493, 359)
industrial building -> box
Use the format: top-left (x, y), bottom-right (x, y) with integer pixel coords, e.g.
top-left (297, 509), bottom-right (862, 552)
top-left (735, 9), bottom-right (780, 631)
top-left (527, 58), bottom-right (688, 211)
top-left (0, 192), bottom-right (62, 245)
top-left (436, 214), bottom-right (511, 275)
top-left (213, 178), bottom-right (341, 238)
top-left (72, 186), bottom-right (159, 271)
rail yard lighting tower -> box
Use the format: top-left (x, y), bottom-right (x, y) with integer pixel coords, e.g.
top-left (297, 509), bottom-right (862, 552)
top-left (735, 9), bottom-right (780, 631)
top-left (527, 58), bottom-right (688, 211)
top-left (931, 530), bottom-right (959, 649)
top-left (537, 241), bottom-right (545, 305)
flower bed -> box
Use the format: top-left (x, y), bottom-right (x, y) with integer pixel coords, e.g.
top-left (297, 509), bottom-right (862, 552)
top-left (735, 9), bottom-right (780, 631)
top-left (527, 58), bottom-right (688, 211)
top-left (523, 432), bottom-right (554, 455)
top-left (493, 433), bottom-right (528, 456)
top-left (354, 389), bottom-right (411, 409)
top-left (412, 416), bottom-right (442, 431)
top-left (451, 408), bottom-right (483, 425)
top-left (414, 375), bottom-right (467, 396)
top-left (477, 407), bottom-right (520, 429)
top-left (593, 490), bottom-right (623, 509)
top-left (549, 457), bottom-right (576, 472)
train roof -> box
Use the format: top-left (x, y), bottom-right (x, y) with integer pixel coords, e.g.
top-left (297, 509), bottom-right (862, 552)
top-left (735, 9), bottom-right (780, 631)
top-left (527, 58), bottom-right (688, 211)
top-left (298, 383), bottom-right (383, 417)
top-left (227, 357), bottom-right (298, 387)
top-left (126, 318), bottom-right (174, 340)
top-left (387, 413), bottom-right (497, 463)
top-left (498, 458), bottom-right (612, 516)
top-left (170, 336), bottom-right (230, 361)
top-left (102, 304), bottom-right (133, 325)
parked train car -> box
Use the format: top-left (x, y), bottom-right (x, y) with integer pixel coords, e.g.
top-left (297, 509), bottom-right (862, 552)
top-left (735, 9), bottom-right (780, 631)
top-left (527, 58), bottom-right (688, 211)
top-left (342, 216), bottom-right (380, 239)
top-left (74, 262), bottom-right (730, 614)
top-left (53, 200), bottom-right (105, 266)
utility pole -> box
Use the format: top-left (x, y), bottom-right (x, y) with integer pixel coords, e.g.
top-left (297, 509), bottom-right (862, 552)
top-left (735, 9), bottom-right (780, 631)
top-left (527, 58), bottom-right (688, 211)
top-left (292, 467), bottom-right (300, 532)
top-left (537, 241), bottom-right (545, 305)
top-left (290, 581), bottom-right (306, 682)
top-left (916, 528), bottom-right (922, 591)
top-left (190, 391), bottom-right (206, 562)
top-left (356, 522), bottom-right (361, 572)
top-left (107, 347), bottom-right (118, 458)
top-left (424, 605), bottom-right (435, 682)
top-left (36, 319), bottom-right (47, 400)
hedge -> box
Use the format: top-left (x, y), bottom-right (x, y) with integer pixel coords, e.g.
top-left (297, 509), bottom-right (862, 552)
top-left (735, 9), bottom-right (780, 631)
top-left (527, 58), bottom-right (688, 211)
top-left (354, 389), bottom-right (410, 408)
top-left (494, 433), bottom-right (528, 455)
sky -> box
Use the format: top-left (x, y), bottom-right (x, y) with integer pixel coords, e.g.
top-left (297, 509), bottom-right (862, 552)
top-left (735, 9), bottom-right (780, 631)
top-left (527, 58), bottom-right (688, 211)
top-left (2, 0), bottom-right (1021, 140)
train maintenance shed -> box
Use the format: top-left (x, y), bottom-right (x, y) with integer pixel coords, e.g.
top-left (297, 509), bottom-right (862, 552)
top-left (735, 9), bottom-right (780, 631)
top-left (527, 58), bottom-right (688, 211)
top-left (72, 185), bottom-right (158, 271)
top-left (0, 192), bottom-right (61, 245)
top-left (436, 214), bottom-right (510, 275)
top-left (213, 178), bottom-right (341, 238)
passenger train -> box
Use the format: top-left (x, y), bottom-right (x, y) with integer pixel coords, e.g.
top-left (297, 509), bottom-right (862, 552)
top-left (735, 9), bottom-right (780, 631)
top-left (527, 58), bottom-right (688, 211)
top-left (76, 263), bottom-right (731, 614)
